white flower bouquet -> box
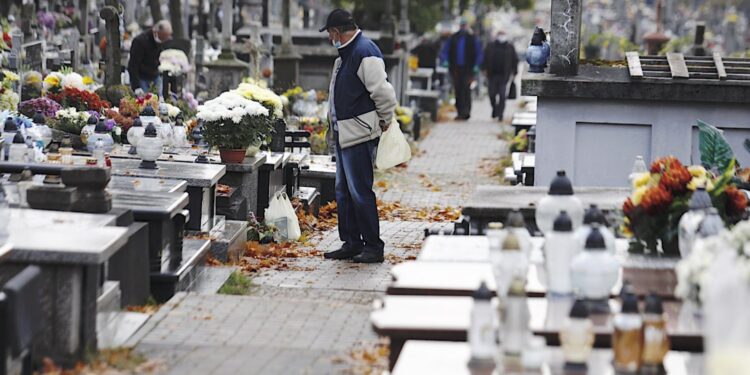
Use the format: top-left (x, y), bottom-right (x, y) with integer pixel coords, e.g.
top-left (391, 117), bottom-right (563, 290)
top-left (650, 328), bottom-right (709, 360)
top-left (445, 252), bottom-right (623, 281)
top-left (0, 69), bottom-right (19, 111)
top-left (196, 92), bottom-right (274, 150)
top-left (159, 49), bottom-right (191, 75)
top-left (50, 107), bottom-right (91, 135)
top-left (43, 70), bottom-right (87, 93)
top-left (675, 220), bottom-right (750, 305)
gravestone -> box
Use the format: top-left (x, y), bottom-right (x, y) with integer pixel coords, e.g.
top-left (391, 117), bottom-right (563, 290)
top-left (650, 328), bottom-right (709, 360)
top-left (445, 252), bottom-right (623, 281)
top-left (100, 4), bottom-right (122, 86)
top-left (22, 41), bottom-right (44, 72)
top-left (549, 0), bottom-right (583, 76)
top-left (204, 0), bottom-right (248, 99)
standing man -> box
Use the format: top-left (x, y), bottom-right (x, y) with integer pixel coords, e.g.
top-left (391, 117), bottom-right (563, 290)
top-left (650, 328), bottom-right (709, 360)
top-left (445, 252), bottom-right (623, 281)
top-left (320, 9), bottom-right (397, 263)
top-left (482, 30), bottom-right (518, 121)
top-left (127, 20), bottom-right (172, 95)
top-left (440, 18), bottom-right (483, 120)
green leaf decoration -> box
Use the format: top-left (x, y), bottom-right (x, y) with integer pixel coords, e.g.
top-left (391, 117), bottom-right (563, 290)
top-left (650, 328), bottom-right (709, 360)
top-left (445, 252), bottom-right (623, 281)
top-left (698, 119), bottom-right (735, 172)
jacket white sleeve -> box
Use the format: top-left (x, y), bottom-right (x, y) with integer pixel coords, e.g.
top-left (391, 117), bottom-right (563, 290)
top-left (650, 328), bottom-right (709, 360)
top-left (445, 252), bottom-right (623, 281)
top-left (357, 56), bottom-right (397, 125)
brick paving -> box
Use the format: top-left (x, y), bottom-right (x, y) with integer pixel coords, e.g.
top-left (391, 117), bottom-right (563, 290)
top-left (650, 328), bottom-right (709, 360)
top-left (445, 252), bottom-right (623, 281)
top-left (131, 98), bottom-right (509, 374)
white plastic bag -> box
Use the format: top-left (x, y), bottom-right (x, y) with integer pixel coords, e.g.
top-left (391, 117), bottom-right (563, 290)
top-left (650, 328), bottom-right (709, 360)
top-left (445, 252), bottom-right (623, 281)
top-left (376, 119), bottom-right (412, 170)
top-left (264, 192), bottom-right (301, 242)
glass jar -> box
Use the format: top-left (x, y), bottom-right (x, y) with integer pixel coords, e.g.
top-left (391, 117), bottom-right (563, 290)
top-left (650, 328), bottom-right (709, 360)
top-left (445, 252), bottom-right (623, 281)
top-left (535, 171), bottom-right (584, 235)
top-left (545, 211), bottom-right (580, 296)
top-left (613, 293), bottom-right (643, 373)
top-left (502, 277), bottom-right (530, 356)
top-left (641, 294), bottom-right (670, 368)
top-left (560, 299), bottom-right (594, 365)
top-left (570, 226), bottom-right (620, 300)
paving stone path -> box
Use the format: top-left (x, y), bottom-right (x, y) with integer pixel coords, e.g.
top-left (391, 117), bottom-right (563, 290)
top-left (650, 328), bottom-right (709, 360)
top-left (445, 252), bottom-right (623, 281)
top-left (131, 98), bottom-right (511, 374)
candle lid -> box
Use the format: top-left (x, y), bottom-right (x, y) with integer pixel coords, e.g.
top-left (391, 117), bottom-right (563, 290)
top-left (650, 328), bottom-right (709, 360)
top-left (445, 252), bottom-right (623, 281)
top-left (569, 299), bottom-right (589, 318)
top-left (33, 111), bottom-right (45, 124)
top-left (12, 131), bottom-right (25, 144)
top-left (689, 187), bottom-right (713, 210)
top-left (553, 210), bottom-right (573, 232)
top-left (95, 118), bottom-right (108, 133)
top-left (473, 281), bottom-right (493, 300)
top-left (487, 222), bottom-right (503, 230)
top-left (583, 204), bottom-right (607, 225)
top-left (87, 115), bottom-right (98, 125)
top-left (508, 277), bottom-right (526, 296)
top-left (621, 293), bottom-right (640, 314)
top-left (584, 225), bottom-right (606, 250)
top-left (144, 123), bottom-right (158, 137)
top-left (4, 117), bottom-right (17, 131)
top-left (132, 117), bottom-right (143, 127)
top-left (506, 209), bottom-right (526, 228)
top-left (549, 170), bottom-right (574, 195)
top-left (644, 293), bottom-right (663, 314)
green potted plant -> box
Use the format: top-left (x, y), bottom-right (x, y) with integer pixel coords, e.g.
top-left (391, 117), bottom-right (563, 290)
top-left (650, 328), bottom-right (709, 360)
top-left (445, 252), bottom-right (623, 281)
top-left (196, 91), bottom-right (274, 163)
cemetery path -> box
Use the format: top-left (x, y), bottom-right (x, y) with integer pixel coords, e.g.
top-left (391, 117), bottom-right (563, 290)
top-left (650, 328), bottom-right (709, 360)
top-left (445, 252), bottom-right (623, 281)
top-left (131, 97), bottom-right (513, 374)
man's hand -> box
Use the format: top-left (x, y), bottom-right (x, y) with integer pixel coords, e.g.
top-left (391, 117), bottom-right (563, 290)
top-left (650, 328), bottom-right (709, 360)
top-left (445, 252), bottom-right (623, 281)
top-left (379, 119), bottom-right (390, 132)
top-left (134, 88), bottom-right (145, 96)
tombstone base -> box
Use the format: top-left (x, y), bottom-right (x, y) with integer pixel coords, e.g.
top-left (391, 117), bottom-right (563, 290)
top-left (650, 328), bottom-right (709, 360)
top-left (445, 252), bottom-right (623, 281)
top-left (150, 238), bottom-right (211, 303)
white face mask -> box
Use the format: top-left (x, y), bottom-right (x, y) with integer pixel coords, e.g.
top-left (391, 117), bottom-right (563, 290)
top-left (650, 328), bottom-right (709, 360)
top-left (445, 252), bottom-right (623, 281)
top-left (154, 33), bottom-right (162, 44)
top-left (496, 35), bottom-right (505, 43)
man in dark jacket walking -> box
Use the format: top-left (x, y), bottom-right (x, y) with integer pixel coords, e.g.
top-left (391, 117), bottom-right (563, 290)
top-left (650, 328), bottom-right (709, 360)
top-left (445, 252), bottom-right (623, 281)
top-left (320, 9), bottom-right (397, 263)
top-left (482, 30), bottom-right (518, 120)
top-left (440, 18), bottom-right (483, 120)
top-left (127, 20), bottom-right (172, 95)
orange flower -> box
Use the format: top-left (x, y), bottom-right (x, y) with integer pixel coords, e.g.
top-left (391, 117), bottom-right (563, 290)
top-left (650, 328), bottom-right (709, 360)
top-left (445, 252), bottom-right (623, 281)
top-left (650, 156), bottom-right (684, 174)
top-left (623, 197), bottom-right (635, 216)
top-left (725, 186), bottom-right (748, 217)
top-left (641, 185), bottom-right (673, 215)
top-left (659, 166), bottom-right (692, 195)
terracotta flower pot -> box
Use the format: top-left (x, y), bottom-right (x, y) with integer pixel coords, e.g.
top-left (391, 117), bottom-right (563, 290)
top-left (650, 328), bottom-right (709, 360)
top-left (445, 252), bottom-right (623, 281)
top-left (219, 149), bottom-right (246, 164)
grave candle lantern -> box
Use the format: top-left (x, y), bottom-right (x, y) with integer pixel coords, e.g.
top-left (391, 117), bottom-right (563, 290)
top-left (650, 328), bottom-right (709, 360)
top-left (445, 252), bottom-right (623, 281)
top-left (570, 225), bottom-right (620, 308)
top-left (560, 298), bottom-right (594, 368)
top-left (8, 132), bottom-right (28, 162)
top-left (172, 114), bottom-right (190, 149)
top-left (492, 232), bottom-right (529, 298)
top-left (575, 204), bottom-right (615, 253)
top-left (81, 115), bottom-right (98, 145)
top-left (127, 117), bottom-right (145, 155)
top-left (506, 209), bottom-right (533, 255)
top-left (467, 281), bottom-right (496, 374)
top-left (545, 211), bottom-right (579, 296)
top-left (138, 124), bottom-right (163, 169)
top-left (536, 170), bottom-right (584, 235)
top-left (678, 186), bottom-right (713, 258)
top-left (33, 111), bottom-right (53, 148)
top-left (2, 117), bottom-right (18, 159)
top-left (87, 118), bottom-right (115, 153)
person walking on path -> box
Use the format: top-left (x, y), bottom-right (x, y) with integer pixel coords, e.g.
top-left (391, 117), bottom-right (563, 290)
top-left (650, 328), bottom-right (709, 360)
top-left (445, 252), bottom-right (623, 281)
top-left (127, 20), bottom-right (172, 95)
top-left (440, 18), bottom-right (483, 120)
top-left (482, 30), bottom-right (518, 121)
top-left (320, 9), bottom-right (397, 263)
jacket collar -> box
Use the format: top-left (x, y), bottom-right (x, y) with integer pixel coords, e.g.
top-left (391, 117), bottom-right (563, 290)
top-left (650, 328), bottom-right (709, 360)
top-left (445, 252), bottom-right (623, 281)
top-left (337, 30), bottom-right (362, 56)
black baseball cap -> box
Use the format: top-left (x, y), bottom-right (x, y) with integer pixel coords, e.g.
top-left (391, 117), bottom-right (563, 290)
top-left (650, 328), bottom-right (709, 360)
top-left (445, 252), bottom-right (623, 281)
top-left (319, 9), bottom-right (356, 32)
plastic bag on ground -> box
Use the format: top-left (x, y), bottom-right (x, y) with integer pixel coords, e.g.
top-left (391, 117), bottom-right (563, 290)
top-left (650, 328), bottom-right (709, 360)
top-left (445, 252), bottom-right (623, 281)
top-left (375, 119), bottom-right (412, 170)
top-left (264, 192), bottom-right (301, 242)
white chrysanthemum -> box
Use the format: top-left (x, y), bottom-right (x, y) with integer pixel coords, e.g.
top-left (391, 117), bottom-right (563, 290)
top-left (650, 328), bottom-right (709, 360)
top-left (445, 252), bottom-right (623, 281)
top-left (197, 91), bottom-right (269, 123)
top-left (159, 49), bottom-right (191, 74)
top-left (61, 72), bottom-right (85, 90)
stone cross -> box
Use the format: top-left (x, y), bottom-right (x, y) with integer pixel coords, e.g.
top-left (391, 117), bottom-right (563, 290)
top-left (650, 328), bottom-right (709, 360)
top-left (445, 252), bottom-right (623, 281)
top-left (549, 0), bottom-right (583, 76)
top-left (220, 0), bottom-right (233, 54)
top-left (100, 3), bottom-right (122, 85)
top-left (278, 0), bottom-right (297, 56)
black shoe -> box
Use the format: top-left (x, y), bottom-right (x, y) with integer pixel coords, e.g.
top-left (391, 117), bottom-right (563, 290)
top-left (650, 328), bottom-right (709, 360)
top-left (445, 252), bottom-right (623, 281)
top-left (352, 251), bottom-right (384, 263)
top-left (323, 247), bottom-right (362, 260)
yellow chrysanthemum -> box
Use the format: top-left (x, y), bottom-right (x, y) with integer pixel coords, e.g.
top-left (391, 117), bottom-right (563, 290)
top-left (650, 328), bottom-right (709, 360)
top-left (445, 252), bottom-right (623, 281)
top-left (620, 223), bottom-right (633, 238)
top-left (82, 76), bottom-right (94, 85)
top-left (688, 165), bottom-right (707, 179)
top-left (632, 186), bottom-right (648, 206)
top-left (44, 74), bottom-right (61, 87)
top-left (2, 70), bottom-right (19, 81)
top-left (688, 176), bottom-right (715, 192)
top-left (632, 172), bottom-right (651, 189)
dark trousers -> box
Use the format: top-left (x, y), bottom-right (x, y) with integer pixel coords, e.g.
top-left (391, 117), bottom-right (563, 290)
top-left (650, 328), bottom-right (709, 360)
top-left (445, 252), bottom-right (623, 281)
top-left (334, 136), bottom-right (384, 253)
top-left (452, 66), bottom-right (473, 118)
top-left (488, 75), bottom-right (508, 119)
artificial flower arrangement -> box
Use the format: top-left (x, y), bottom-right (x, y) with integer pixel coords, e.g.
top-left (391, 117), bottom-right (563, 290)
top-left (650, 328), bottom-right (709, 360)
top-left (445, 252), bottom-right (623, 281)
top-left (158, 49), bottom-right (191, 75)
top-left (196, 91), bottom-right (274, 162)
top-left (622, 156), bottom-right (747, 256)
top-left (18, 97), bottom-right (62, 118)
top-left (47, 86), bottom-right (109, 112)
top-left (509, 129), bottom-right (528, 152)
top-left (234, 79), bottom-right (283, 118)
top-left (49, 107), bottom-right (91, 135)
top-left (0, 69), bottom-right (20, 111)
